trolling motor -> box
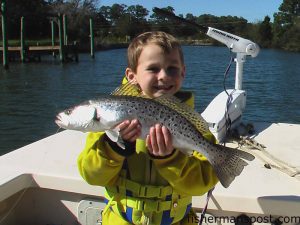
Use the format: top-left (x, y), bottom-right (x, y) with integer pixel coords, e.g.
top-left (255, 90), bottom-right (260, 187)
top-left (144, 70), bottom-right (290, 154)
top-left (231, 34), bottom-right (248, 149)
top-left (201, 28), bottom-right (259, 142)
top-left (153, 8), bottom-right (260, 142)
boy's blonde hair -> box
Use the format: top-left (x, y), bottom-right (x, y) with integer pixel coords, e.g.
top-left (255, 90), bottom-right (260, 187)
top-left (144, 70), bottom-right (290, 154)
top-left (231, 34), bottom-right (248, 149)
top-left (127, 31), bottom-right (184, 73)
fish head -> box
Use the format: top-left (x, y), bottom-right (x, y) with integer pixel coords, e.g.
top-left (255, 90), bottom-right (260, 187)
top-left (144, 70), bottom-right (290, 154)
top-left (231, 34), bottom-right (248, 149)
top-left (55, 104), bottom-right (102, 132)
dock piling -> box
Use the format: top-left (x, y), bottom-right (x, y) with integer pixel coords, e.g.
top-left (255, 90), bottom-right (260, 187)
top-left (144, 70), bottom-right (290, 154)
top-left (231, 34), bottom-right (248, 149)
top-left (51, 19), bottom-right (56, 58)
top-left (1, 0), bottom-right (8, 69)
top-left (89, 18), bottom-right (95, 59)
top-left (63, 14), bottom-right (68, 46)
top-left (1, 11), bottom-right (81, 67)
top-left (58, 14), bottom-right (64, 62)
top-left (20, 16), bottom-right (25, 63)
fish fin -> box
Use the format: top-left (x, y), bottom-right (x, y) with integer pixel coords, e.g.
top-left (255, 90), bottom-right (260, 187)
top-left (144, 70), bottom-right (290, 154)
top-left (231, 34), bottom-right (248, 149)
top-left (208, 144), bottom-right (255, 188)
top-left (105, 129), bottom-right (126, 149)
top-left (154, 95), bottom-right (210, 135)
top-left (116, 140), bottom-right (125, 149)
top-left (105, 129), bottom-right (119, 142)
top-left (111, 81), bottom-right (148, 98)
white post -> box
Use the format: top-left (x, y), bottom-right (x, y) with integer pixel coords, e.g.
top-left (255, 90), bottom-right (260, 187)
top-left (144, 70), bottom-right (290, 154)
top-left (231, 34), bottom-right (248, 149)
top-left (234, 53), bottom-right (246, 90)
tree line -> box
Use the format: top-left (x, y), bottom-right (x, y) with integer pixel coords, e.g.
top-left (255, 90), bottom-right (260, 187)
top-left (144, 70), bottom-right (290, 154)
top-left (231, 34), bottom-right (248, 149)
top-left (2, 0), bottom-right (300, 52)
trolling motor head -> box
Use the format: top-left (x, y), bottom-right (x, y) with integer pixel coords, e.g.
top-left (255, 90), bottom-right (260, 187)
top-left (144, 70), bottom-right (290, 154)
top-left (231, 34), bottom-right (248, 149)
top-left (152, 7), bottom-right (260, 57)
top-left (206, 27), bottom-right (260, 91)
top-left (206, 27), bottom-right (260, 57)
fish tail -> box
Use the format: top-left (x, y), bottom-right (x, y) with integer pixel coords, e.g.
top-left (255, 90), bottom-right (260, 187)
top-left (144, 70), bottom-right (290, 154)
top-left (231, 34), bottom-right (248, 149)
top-left (210, 144), bottom-right (255, 188)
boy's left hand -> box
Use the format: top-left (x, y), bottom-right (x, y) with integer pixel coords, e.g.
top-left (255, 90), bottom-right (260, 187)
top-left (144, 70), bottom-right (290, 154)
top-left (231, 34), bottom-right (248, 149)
top-left (146, 124), bottom-right (175, 157)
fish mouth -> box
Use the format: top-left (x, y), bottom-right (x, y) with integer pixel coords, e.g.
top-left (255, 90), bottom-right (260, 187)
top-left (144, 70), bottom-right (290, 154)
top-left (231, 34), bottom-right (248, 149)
top-left (55, 115), bottom-right (65, 128)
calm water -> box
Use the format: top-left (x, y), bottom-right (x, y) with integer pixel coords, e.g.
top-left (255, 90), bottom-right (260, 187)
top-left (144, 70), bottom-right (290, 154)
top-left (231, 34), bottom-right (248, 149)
top-left (1, 46), bottom-right (300, 155)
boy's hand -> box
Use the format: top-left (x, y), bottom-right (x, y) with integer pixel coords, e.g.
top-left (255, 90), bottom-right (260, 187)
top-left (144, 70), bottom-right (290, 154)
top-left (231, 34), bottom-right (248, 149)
top-left (146, 124), bottom-right (174, 157)
top-left (117, 119), bottom-right (141, 142)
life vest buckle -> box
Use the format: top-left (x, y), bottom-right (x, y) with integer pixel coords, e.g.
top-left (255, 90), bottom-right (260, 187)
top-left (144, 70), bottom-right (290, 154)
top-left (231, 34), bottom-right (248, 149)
top-left (138, 186), bottom-right (148, 197)
top-left (138, 185), bottom-right (172, 198)
top-left (135, 199), bottom-right (160, 212)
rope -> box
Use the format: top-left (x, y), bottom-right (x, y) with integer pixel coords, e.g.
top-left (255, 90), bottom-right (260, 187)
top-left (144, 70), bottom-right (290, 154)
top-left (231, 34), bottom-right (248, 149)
top-left (221, 56), bottom-right (235, 139)
top-left (198, 187), bottom-right (214, 225)
top-left (230, 129), bottom-right (300, 181)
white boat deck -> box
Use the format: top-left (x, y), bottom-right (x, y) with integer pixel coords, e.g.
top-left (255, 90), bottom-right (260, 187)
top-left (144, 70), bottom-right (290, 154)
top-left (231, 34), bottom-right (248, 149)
top-left (0, 122), bottom-right (299, 224)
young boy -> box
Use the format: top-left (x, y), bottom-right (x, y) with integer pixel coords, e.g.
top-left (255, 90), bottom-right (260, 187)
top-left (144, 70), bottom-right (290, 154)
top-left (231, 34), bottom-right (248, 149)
top-left (77, 31), bottom-right (218, 225)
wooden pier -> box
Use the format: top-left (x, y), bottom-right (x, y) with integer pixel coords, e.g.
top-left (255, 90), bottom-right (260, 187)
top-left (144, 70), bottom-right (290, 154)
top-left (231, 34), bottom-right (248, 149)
top-left (0, 44), bottom-right (78, 62)
top-left (1, 0), bottom-right (94, 69)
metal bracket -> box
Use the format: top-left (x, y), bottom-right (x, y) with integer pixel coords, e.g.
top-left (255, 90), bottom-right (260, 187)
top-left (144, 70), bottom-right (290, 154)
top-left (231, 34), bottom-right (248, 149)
top-left (77, 199), bottom-right (106, 225)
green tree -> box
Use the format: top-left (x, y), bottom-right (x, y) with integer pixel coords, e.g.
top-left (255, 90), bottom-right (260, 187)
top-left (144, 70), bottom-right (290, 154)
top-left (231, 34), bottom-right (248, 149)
top-left (109, 3), bottom-right (127, 25)
top-left (126, 5), bottom-right (148, 22)
top-left (98, 6), bottom-right (111, 20)
top-left (115, 5), bottom-right (150, 38)
top-left (149, 6), bottom-right (176, 33)
top-left (277, 0), bottom-right (300, 25)
top-left (196, 14), bottom-right (219, 27)
top-left (95, 7), bottom-right (111, 38)
top-left (281, 23), bottom-right (300, 51)
top-left (6, 0), bottom-right (50, 39)
top-left (179, 13), bottom-right (199, 37)
top-left (49, 0), bottom-right (99, 42)
top-left (257, 16), bottom-right (273, 47)
top-left (273, 0), bottom-right (300, 50)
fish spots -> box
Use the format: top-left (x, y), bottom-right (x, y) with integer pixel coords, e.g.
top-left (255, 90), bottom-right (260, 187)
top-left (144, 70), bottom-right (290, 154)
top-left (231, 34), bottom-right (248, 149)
top-left (58, 94), bottom-right (254, 188)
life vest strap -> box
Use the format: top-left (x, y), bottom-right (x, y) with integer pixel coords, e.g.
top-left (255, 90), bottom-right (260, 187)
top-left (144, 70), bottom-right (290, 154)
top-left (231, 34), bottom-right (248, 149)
top-left (104, 193), bottom-right (192, 213)
top-left (110, 177), bottom-right (173, 198)
top-left (125, 195), bottom-right (192, 212)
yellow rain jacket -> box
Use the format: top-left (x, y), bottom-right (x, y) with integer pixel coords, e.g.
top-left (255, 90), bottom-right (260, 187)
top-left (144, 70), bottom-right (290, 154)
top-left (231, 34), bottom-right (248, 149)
top-left (77, 80), bottom-right (219, 225)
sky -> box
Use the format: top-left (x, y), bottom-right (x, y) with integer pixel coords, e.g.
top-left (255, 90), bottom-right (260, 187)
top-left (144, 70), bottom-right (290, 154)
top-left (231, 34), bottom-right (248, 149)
top-left (99, 0), bottom-right (283, 23)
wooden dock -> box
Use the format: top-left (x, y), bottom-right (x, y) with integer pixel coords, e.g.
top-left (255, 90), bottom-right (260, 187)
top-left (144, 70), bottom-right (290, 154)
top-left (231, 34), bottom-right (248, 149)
top-left (0, 45), bottom-right (78, 62)
top-left (1, 6), bottom-right (94, 68)
top-left (0, 46), bottom-right (60, 51)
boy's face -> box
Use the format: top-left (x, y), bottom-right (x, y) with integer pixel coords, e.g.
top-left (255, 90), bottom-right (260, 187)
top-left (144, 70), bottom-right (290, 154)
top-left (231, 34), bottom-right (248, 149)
top-left (126, 44), bottom-right (185, 98)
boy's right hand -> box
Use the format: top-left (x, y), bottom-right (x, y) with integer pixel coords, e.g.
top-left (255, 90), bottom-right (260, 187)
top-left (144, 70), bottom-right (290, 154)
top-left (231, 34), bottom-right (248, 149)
top-left (116, 119), bottom-right (141, 142)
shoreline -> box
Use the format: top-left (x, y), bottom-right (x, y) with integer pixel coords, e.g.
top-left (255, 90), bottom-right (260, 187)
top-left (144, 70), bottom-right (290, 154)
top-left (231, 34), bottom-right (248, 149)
top-left (94, 40), bottom-right (214, 52)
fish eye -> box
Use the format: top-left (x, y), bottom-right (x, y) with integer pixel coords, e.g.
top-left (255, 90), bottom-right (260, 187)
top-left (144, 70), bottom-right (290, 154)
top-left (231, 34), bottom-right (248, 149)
top-left (65, 109), bottom-right (72, 115)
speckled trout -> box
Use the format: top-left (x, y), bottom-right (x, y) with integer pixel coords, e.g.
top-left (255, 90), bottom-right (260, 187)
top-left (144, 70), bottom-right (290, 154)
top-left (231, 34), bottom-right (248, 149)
top-left (55, 83), bottom-right (254, 187)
